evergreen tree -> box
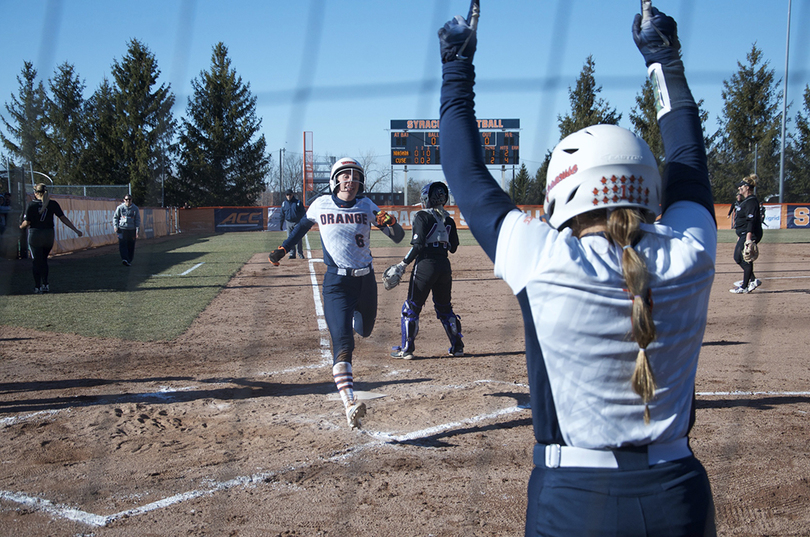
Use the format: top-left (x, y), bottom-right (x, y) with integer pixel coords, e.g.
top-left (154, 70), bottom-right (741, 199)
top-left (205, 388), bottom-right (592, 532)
top-left (629, 78), bottom-right (664, 167)
top-left (630, 77), bottom-right (711, 178)
top-left (508, 163), bottom-right (533, 204)
top-left (786, 85), bottom-right (810, 201)
top-left (531, 159), bottom-right (549, 205)
top-left (173, 43), bottom-right (269, 207)
top-left (82, 78), bottom-right (124, 185)
top-left (41, 62), bottom-right (87, 184)
top-left (112, 39), bottom-right (176, 205)
top-left (557, 55), bottom-right (621, 138)
top-left (1, 61), bottom-right (47, 170)
top-left (711, 44), bottom-right (782, 202)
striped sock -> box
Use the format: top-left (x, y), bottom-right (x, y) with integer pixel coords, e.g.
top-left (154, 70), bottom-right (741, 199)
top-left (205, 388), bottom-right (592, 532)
top-left (332, 362), bottom-right (354, 407)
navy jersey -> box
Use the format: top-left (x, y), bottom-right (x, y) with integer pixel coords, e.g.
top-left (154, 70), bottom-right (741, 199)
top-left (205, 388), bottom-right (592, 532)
top-left (24, 199), bottom-right (64, 229)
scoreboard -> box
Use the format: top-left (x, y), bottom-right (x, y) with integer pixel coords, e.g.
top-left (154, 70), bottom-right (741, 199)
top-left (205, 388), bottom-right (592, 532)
top-left (390, 119), bottom-right (519, 166)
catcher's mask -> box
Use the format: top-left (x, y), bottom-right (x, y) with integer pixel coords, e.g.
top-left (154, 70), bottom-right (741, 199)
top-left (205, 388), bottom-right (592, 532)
top-left (420, 182), bottom-right (449, 209)
top-left (544, 124), bottom-right (661, 230)
top-left (329, 157), bottom-right (365, 196)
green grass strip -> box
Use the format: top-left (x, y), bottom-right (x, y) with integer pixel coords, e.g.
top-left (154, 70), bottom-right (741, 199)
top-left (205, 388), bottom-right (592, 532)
top-left (2, 227), bottom-right (808, 341)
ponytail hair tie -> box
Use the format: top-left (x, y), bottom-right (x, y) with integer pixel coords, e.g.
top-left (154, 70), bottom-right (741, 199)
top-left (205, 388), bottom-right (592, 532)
top-left (623, 244), bottom-right (633, 251)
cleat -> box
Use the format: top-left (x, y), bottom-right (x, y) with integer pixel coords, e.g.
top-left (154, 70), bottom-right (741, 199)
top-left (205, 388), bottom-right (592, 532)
top-left (33, 287), bottom-right (43, 294)
top-left (41, 284), bottom-right (49, 293)
top-left (729, 286), bottom-right (749, 294)
top-left (391, 348), bottom-right (414, 360)
top-left (122, 260), bottom-right (130, 266)
top-left (448, 346), bottom-right (464, 357)
top-left (346, 401), bottom-right (366, 429)
top-left (747, 279), bottom-right (761, 292)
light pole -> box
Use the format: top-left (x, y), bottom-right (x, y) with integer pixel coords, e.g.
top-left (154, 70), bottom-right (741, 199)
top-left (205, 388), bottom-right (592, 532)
top-left (778, 0), bottom-right (792, 202)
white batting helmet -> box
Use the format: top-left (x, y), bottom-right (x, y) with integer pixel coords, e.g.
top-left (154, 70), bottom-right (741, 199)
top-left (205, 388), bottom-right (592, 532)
top-left (329, 157), bottom-right (365, 195)
top-left (544, 124), bottom-right (661, 229)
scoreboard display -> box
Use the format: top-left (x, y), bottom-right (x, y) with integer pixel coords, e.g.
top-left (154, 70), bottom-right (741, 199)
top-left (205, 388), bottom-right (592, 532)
top-left (390, 119), bottom-right (519, 166)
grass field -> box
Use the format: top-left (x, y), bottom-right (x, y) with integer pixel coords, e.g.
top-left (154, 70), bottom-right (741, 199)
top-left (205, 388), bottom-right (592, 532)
top-left (1, 227), bottom-right (807, 341)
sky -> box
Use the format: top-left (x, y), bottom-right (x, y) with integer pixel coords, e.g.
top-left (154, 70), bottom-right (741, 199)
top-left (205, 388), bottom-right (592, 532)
top-left (1, 0), bottom-right (808, 188)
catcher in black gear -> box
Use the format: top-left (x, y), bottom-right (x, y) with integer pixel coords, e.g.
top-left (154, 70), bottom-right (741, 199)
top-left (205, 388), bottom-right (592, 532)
top-left (730, 174), bottom-right (763, 294)
top-left (388, 182), bottom-right (462, 359)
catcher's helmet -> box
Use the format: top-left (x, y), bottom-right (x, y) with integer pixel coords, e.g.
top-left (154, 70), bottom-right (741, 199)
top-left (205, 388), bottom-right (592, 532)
top-left (329, 157), bottom-right (365, 195)
top-left (544, 124), bottom-right (661, 230)
top-left (420, 182), bottom-right (449, 209)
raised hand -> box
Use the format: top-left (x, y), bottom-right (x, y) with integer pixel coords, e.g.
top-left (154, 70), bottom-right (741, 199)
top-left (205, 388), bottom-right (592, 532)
top-left (632, 6), bottom-right (681, 66)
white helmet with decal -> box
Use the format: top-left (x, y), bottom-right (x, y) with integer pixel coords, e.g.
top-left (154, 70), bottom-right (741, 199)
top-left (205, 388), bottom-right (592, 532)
top-left (329, 157), bottom-right (365, 195)
top-left (544, 124), bottom-right (661, 229)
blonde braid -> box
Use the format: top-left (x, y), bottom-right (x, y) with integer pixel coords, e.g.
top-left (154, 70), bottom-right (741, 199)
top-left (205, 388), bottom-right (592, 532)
top-left (607, 208), bottom-right (657, 424)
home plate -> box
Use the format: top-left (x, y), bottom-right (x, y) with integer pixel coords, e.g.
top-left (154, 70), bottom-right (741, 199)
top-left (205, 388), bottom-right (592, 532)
top-left (327, 391), bottom-right (388, 401)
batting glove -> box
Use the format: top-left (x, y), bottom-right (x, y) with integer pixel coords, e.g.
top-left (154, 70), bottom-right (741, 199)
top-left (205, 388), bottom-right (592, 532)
top-left (632, 7), bottom-right (681, 67)
top-left (375, 210), bottom-right (397, 228)
top-left (438, 5), bottom-right (478, 64)
top-left (268, 246), bottom-right (287, 266)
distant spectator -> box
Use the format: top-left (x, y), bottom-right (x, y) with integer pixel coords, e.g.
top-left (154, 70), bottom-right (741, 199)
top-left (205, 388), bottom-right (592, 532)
top-left (281, 189), bottom-right (306, 259)
top-left (113, 195), bottom-right (141, 266)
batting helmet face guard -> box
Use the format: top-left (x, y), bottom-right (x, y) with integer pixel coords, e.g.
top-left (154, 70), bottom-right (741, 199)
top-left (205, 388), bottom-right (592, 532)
top-left (544, 124), bottom-right (661, 230)
top-left (420, 182), bottom-right (449, 209)
top-left (329, 157), bottom-right (365, 196)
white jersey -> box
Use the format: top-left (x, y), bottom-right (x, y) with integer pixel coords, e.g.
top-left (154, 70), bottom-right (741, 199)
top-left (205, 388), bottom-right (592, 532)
top-left (494, 201), bottom-right (716, 449)
top-left (305, 195), bottom-right (380, 270)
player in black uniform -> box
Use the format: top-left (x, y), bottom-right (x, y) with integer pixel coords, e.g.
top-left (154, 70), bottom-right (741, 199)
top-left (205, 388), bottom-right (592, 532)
top-left (390, 182), bottom-right (463, 359)
top-left (19, 183), bottom-right (83, 293)
top-left (730, 174), bottom-right (763, 294)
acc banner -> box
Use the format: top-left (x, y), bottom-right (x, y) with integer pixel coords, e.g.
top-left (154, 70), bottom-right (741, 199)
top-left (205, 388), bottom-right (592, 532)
top-left (215, 208), bottom-right (264, 232)
top-left (786, 205), bottom-right (810, 229)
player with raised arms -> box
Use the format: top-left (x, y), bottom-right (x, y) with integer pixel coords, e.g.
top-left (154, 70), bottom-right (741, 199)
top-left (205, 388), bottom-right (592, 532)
top-left (438, 1), bottom-right (716, 535)
top-left (268, 158), bottom-right (404, 429)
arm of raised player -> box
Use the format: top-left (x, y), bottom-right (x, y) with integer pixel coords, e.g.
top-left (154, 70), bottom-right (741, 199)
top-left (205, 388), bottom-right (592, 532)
top-left (438, 14), bottom-right (515, 262)
top-left (633, 7), bottom-right (713, 218)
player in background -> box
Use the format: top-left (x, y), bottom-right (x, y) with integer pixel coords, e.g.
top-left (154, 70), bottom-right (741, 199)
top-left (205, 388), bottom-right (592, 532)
top-left (20, 183), bottom-right (83, 293)
top-left (438, 4), bottom-right (716, 535)
top-left (390, 181), bottom-right (462, 360)
top-left (268, 158), bottom-right (405, 429)
top-left (730, 174), bottom-right (763, 294)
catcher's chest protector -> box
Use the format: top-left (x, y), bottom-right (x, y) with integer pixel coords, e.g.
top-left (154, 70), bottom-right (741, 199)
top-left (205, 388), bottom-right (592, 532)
top-left (422, 209), bottom-right (450, 244)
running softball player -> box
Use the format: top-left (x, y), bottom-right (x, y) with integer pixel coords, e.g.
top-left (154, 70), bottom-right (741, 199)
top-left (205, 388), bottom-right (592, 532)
top-left (389, 181), bottom-right (462, 359)
top-left (268, 158), bottom-right (404, 429)
top-left (438, 4), bottom-right (716, 535)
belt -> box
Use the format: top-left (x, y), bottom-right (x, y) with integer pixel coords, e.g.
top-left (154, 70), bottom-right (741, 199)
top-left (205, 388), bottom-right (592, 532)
top-left (534, 437), bottom-right (692, 469)
top-left (335, 266), bottom-right (371, 277)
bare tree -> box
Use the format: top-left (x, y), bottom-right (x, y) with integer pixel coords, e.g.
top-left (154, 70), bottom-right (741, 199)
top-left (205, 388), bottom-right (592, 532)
top-left (355, 149), bottom-right (391, 193)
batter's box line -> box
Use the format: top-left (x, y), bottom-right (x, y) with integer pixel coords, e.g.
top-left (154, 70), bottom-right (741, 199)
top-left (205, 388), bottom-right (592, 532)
top-left (0, 403), bottom-right (530, 527)
top-left (0, 465), bottom-right (310, 528)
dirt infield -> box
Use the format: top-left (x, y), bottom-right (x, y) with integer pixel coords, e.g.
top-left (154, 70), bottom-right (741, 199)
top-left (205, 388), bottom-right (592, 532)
top-left (1, 241), bottom-right (809, 536)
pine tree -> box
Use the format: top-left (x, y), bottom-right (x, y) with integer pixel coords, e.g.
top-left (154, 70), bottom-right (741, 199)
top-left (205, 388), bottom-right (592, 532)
top-left (82, 78), bottom-right (124, 185)
top-left (630, 77), bottom-right (711, 178)
top-left (1, 61), bottom-right (47, 170)
top-left (508, 163), bottom-right (533, 204)
top-left (557, 56), bottom-right (621, 138)
top-left (629, 78), bottom-right (664, 167)
top-left (711, 44), bottom-right (782, 202)
top-left (173, 43), bottom-right (269, 207)
top-left (41, 62), bottom-right (87, 184)
top-left (112, 39), bottom-right (176, 206)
